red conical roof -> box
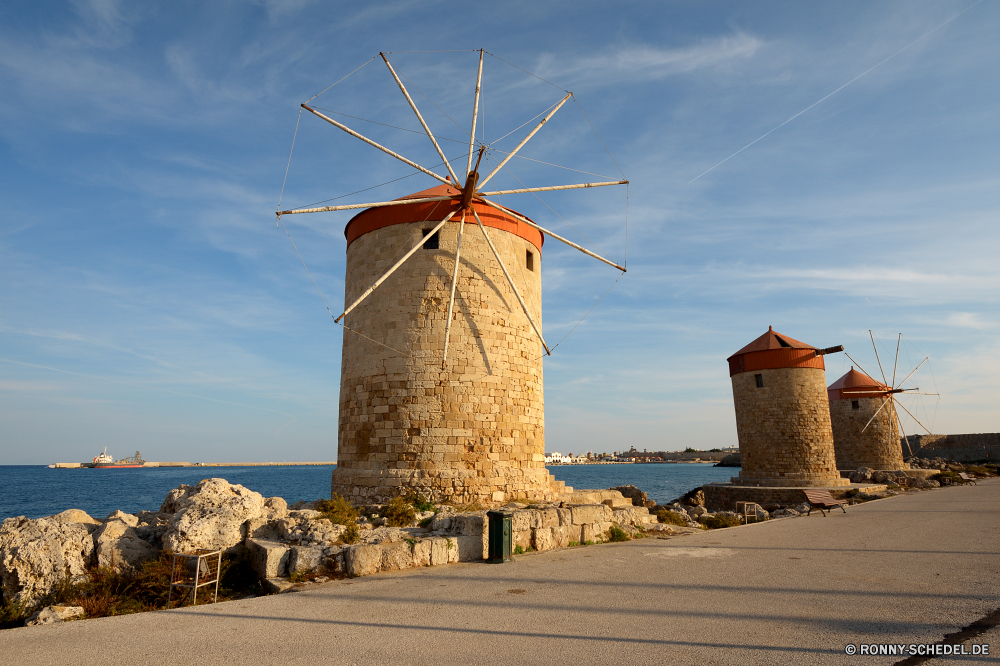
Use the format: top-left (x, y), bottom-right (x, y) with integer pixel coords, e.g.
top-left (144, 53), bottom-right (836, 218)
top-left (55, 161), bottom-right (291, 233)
top-left (726, 326), bottom-right (826, 377)
top-left (727, 325), bottom-right (816, 361)
top-left (343, 180), bottom-right (543, 251)
top-left (827, 367), bottom-right (889, 400)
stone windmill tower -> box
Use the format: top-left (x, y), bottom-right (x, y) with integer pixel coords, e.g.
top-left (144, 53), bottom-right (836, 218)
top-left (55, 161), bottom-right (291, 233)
top-left (276, 51), bottom-right (627, 504)
top-left (827, 368), bottom-right (905, 471)
top-left (726, 326), bottom-right (849, 488)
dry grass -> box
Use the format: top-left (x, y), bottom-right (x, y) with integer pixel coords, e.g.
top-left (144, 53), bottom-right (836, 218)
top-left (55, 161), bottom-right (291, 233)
top-left (1, 548), bottom-right (262, 630)
top-left (699, 514), bottom-right (742, 529)
top-left (656, 510), bottom-right (688, 526)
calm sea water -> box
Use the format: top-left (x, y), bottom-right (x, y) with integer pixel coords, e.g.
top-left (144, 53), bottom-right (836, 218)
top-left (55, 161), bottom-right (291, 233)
top-left (0, 463), bottom-right (737, 521)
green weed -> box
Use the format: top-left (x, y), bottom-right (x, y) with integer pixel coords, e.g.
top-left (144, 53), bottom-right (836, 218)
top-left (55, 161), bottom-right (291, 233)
top-left (340, 523), bottom-right (361, 545)
top-left (605, 526), bottom-right (630, 542)
top-left (316, 494), bottom-right (360, 526)
top-left (403, 492), bottom-right (436, 513)
top-left (382, 496), bottom-right (416, 527)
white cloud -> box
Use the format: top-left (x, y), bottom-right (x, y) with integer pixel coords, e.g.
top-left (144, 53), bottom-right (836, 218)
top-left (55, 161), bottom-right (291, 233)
top-left (533, 34), bottom-right (763, 87)
top-left (943, 312), bottom-right (994, 330)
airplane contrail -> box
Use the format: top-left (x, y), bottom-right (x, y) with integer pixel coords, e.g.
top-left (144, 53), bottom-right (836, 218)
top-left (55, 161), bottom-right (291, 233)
top-left (689, 0), bottom-right (985, 184)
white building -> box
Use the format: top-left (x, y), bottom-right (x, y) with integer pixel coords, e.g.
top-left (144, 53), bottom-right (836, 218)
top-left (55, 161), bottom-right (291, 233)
top-left (544, 451), bottom-right (572, 464)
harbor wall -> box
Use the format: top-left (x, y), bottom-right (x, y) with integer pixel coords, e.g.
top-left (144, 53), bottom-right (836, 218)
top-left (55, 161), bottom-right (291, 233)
top-left (52, 461), bottom-right (336, 469)
top-left (906, 433), bottom-right (1000, 463)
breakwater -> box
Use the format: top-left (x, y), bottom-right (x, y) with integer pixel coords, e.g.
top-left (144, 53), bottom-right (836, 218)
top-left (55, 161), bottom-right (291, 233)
top-left (51, 461), bottom-right (336, 469)
top-left (905, 433), bottom-right (999, 463)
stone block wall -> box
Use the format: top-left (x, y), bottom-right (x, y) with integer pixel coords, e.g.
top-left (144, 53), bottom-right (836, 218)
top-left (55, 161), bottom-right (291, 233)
top-left (907, 433), bottom-right (1000, 463)
top-left (702, 483), bottom-right (886, 512)
top-left (333, 217), bottom-right (561, 504)
top-left (342, 503), bottom-right (626, 578)
top-left (730, 367), bottom-right (847, 487)
top-left (830, 396), bottom-right (905, 470)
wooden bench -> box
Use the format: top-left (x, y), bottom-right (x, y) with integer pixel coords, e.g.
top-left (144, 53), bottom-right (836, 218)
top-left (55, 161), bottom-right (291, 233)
top-left (958, 472), bottom-right (978, 485)
top-left (802, 489), bottom-right (847, 517)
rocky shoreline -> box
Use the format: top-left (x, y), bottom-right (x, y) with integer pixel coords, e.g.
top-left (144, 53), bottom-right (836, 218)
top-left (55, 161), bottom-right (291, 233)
top-left (2, 461), bottom-right (994, 628)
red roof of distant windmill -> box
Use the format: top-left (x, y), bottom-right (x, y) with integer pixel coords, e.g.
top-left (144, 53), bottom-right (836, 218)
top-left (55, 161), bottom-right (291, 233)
top-left (344, 181), bottom-right (544, 251)
top-left (827, 367), bottom-right (889, 400)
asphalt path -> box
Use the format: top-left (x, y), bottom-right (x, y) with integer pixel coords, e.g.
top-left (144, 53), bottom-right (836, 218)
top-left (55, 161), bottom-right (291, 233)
top-left (3, 479), bottom-right (998, 665)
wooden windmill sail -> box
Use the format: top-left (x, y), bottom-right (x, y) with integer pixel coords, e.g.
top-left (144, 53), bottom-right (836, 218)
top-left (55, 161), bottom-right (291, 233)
top-left (275, 51), bottom-right (628, 504)
top-left (842, 332), bottom-right (939, 458)
top-left (277, 50), bottom-right (627, 366)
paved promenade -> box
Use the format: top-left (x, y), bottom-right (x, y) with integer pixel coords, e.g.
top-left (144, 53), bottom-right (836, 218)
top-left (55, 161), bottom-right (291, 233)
top-left (3, 480), bottom-right (998, 665)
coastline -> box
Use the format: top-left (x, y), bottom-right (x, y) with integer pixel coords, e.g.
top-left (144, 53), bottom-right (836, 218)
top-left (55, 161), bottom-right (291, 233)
top-left (48, 461), bottom-right (337, 469)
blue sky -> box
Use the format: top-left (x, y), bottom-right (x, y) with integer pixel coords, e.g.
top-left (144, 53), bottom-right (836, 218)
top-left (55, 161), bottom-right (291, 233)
top-left (1, 0), bottom-right (997, 464)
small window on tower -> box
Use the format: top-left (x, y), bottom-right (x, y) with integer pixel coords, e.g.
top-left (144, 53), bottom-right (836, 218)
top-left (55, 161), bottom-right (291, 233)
top-left (526, 249), bottom-right (534, 271)
top-left (852, 400), bottom-right (860, 410)
top-left (422, 228), bottom-right (439, 250)
top-left (754, 374), bottom-right (763, 388)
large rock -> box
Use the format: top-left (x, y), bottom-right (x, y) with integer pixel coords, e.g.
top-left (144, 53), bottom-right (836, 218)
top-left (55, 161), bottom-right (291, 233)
top-left (48, 509), bottom-right (102, 530)
top-left (160, 485), bottom-right (196, 513)
top-left (25, 605), bottom-right (85, 626)
top-left (94, 520), bottom-right (158, 572)
top-left (276, 517), bottom-right (346, 546)
top-left (247, 538), bottom-right (290, 579)
top-left (161, 478), bottom-right (266, 554)
top-left (716, 453), bottom-right (741, 468)
top-left (105, 510), bottom-right (138, 527)
top-left (289, 545), bottom-right (324, 573)
top-left (0, 516), bottom-right (95, 604)
top-left (345, 544), bottom-right (381, 577)
top-left (850, 467), bottom-right (874, 483)
top-left (610, 485), bottom-right (650, 508)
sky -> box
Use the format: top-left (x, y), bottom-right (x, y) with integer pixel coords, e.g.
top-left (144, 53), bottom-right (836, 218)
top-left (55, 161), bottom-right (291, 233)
top-left (1, 0), bottom-right (998, 465)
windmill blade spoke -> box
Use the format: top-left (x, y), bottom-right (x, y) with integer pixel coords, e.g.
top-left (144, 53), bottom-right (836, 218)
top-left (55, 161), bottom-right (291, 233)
top-left (894, 399), bottom-right (934, 435)
top-left (860, 396), bottom-right (891, 433)
top-left (899, 392), bottom-right (938, 396)
top-left (843, 352), bottom-right (880, 386)
top-left (442, 212), bottom-right (466, 366)
top-left (870, 330), bottom-right (888, 386)
top-left (279, 195), bottom-right (455, 216)
top-left (478, 180), bottom-right (628, 196)
top-left (467, 50), bottom-right (483, 177)
top-left (380, 53), bottom-right (461, 184)
top-left (895, 357), bottom-right (928, 390)
top-left (896, 410), bottom-right (914, 457)
top-left (478, 198), bottom-right (625, 272)
top-left (336, 208), bottom-right (459, 323)
top-left (892, 333), bottom-right (901, 389)
top-left (471, 208), bottom-right (550, 355)
top-left (479, 93), bottom-right (573, 189)
top-left (302, 104), bottom-right (450, 186)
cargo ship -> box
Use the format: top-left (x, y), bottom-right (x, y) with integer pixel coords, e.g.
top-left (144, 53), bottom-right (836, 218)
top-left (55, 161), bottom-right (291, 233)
top-left (92, 447), bottom-right (146, 468)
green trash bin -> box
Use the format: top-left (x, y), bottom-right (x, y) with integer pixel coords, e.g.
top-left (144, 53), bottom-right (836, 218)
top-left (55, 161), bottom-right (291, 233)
top-left (486, 509), bottom-right (513, 563)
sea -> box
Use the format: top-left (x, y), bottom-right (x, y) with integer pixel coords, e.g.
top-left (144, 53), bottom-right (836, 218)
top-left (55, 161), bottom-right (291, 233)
top-left (0, 463), bottom-right (737, 522)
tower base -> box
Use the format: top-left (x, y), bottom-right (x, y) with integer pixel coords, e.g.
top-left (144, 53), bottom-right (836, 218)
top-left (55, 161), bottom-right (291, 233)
top-left (331, 466), bottom-right (565, 505)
